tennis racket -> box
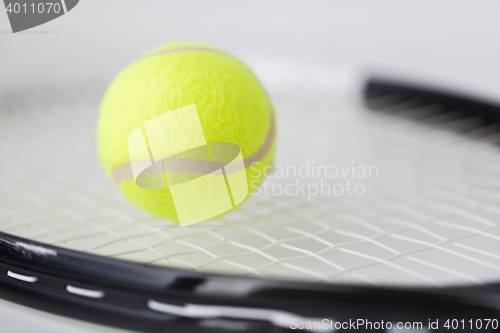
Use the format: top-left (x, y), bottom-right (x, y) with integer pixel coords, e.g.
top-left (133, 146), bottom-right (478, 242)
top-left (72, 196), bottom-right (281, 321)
top-left (1, 71), bottom-right (500, 332)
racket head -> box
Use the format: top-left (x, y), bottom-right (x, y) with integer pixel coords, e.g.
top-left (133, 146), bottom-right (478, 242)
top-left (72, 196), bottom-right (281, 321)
top-left (1, 72), bottom-right (500, 331)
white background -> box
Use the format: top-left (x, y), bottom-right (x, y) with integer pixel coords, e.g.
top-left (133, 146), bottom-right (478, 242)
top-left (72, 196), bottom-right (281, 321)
top-left (1, 1), bottom-right (500, 332)
top-left (1, 1), bottom-right (500, 100)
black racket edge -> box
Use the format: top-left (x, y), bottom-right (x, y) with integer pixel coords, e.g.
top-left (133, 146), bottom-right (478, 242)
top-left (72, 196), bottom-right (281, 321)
top-left (1, 230), bottom-right (500, 331)
top-left (364, 77), bottom-right (500, 126)
top-left (1, 79), bottom-right (500, 331)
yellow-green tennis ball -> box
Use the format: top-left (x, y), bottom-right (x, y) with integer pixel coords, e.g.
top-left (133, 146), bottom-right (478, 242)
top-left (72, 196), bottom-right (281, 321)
top-left (97, 43), bottom-right (276, 223)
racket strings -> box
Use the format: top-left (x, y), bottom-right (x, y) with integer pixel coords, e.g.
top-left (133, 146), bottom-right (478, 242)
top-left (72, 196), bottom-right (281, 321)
top-left (1, 79), bottom-right (500, 287)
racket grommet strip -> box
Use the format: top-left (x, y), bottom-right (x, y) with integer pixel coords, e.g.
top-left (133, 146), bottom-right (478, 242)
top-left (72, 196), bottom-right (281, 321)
top-left (66, 285), bottom-right (105, 299)
top-left (6, 270), bottom-right (38, 283)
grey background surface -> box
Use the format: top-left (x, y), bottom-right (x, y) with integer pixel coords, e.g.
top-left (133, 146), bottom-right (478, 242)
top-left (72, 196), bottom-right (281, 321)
top-left (1, 1), bottom-right (500, 100)
top-left (1, 1), bottom-right (500, 332)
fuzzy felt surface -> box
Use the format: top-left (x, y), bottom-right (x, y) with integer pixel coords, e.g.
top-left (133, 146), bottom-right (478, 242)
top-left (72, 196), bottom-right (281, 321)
top-left (97, 43), bottom-right (276, 222)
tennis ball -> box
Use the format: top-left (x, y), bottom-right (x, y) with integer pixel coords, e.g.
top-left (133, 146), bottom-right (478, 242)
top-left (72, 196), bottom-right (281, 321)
top-left (97, 43), bottom-right (276, 225)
